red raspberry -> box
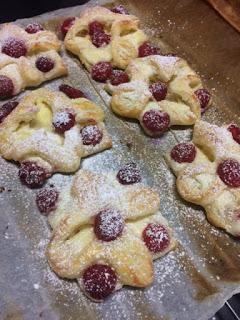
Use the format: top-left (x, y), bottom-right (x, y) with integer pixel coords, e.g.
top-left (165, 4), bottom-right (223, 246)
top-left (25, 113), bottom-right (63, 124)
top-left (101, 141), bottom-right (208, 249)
top-left (0, 100), bottom-right (18, 123)
top-left (36, 187), bottom-right (59, 215)
top-left (110, 70), bottom-right (129, 86)
top-left (88, 21), bottom-right (104, 36)
top-left (194, 88), bottom-right (211, 113)
top-left (217, 159), bottom-right (240, 188)
top-left (94, 208), bottom-right (124, 242)
top-left (117, 162), bottom-right (141, 185)
top-left (2, 38), bottom-right (27, 58)
top-left (35, 56), bottom-right (54, 72)
top-left (0, 76), bottom-right (14, 99)
top-left (19, 161), bottom-right (51, 188)
top-left (170, 143), bottom-right (196, 163)
top-left (80, 125), bottom-right (103, 146)
top-left (138, 42), bottom-right (161, 57)
top-left (111, 5), bottom-right (129, 14)
top-left (143, 223), bottom-right (170, 253)
top-left (59, 84), bottom-right (87, 99)
top-left (228, 124), bottom-right (240, 145)
top-left (53, 111), bottom-right (75, 134)
top-left (83, 264), bottom-right (117, 300)
top-left (61, 17), bottom-right (76, 37)
top-left (91, 62), bottom-right (112, 82)
top-left (25, 23), bottom-right (44, 34)
top-left (91, 31), bottom-right (111, 48)
top-left (142, 109), bottom-right (170, 136)
top-left (149, 82), bottom-right (167, 101)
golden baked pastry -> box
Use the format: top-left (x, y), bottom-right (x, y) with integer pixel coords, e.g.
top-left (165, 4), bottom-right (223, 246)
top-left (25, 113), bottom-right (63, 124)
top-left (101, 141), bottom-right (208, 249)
top-left (64, 6), bottom-right (147, 71)
top-left (0, 88), bottom-right (112, 188)
top-left (165, 120), bottom-right (240, 236)
top-left (45, 165), bottom-right (176, 301)
top-left (106, 55), bottom-right (211, 137)
top-left (0, 23), bottom-right (67, 99)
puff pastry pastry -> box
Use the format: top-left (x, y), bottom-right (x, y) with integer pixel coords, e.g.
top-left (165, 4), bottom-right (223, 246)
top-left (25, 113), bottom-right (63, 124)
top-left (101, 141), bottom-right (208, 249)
top-left (0, 24), bottom-right (67, 99)
top-left (106, 55), bottom-right (211, 137)
top-left (64, 6), bottom-right (147, 71)
top-left (45, 165), bottom-right (176, 301)
top-left (165, 120), bottom-right (240, 236)
top-left (0, 88), bottom-right (112, 187)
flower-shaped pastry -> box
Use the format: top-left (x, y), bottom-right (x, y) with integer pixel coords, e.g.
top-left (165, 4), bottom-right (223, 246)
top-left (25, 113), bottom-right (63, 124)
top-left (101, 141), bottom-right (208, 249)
top-left (0, 87), bottom-right (112, 188)
top-left (106, 55), bottom-right (211, 137)
top-left (46, 165), bottom-right (176, 301)
top-left (165, 120), bottom-right (240, 236)
top-left (0, 23), bottom-right (67, 99)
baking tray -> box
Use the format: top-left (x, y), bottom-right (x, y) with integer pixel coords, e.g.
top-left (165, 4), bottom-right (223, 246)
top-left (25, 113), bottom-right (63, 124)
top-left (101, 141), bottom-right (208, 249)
top-left (0, 1), bottom-right (240, 319)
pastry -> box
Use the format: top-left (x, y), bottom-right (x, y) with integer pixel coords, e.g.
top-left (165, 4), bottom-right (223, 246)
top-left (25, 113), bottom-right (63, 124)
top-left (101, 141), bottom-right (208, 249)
top-left (106, 55), bottom-right (211, 137)
top-left (165, 120), bottom-right (240, 236)
top-left (0, 23), bottom-right (67, 99)
top-left (63, 6), bottom-right (148, 77)
top-left (0, 87), bottom-right (112, 188)
top-left (44, 164), bottom-right (176, 301)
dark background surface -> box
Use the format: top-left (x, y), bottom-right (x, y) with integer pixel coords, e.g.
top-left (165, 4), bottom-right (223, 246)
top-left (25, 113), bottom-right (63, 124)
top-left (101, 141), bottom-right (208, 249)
top-left (0, 0), bottom-right (239, 319)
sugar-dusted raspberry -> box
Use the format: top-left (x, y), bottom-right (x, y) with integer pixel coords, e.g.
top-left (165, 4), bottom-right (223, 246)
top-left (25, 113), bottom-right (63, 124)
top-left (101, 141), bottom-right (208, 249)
top-left (142, 223), bottom-right (170, 253)
top-left (138, 42), bottom-right (161, 57)
top-left (2, 38), bottom-right (27, 58)
top-left (228, 124), bottom-right (240, 145)
top-left (142, 109), bottom-right (170, 136)
top-left (83, 264), bottom-right (117, 300)
top-left (53, 111), bottom-right (75, 134)
top-left (0, 100), bottom-right (18, 123)
top-left (111, 5), bottom-right (129, 15)
top-left (194, 88), bottom-right (211, 113)
top-left (217, 159), bottom-right (240, 188)
top-left (91, 62), bottom-right (112, 82)
top-left (19, 161), bottom-right (51, 188)
top-left (149, 82), bottom-right (167, 101)
top-left (91, 31), bottom-right (111, 48)
top-left (25, 23), bottom-right (44, 34)
top-left (36, 186), bottom-right (59, 215)
top-left (88, 21), bottom-right (104, 36)
top-left (59, 84), bottom-right (87, 99)
top-left (117, 162), bottom-right (141, 185)
top-left (0, 76), bottom-right (14, 99)
top-left (170, 143), bottom-right (196, 163)
top-left (110, 70), bottom-right (129, 86)
top-left (80, 125), bottom-right (103, 146)
top-left (35, 56), bottom-right (54, 72)
top-left (94, 208), bottom-right (124, 242)
top-left (61, 17), bottom-right (76, 37)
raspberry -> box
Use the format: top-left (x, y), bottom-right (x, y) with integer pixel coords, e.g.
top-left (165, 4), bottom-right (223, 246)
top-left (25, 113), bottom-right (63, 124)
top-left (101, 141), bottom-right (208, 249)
top-left (110, 70), bottom-right (129, 86)
top-left (36, 187), bottom-right (59, 215)
top-left (217, 159), bottom-right (240, 188)
top-left (142, 223), bottom-right (170, 253)
top-left (2, 38), bottom-right (27, 58)
top-left (170, 143), bottom-right (196, 163)
top-left (194, 88), bottom-right (211, 113)
top-left (80, 125), bottom-right (103, 146)
top-left (59, 84), bottom-right (87, 99)
top-left (83, 264), bottom-right (117, 300)
top-left (91, 62), bottom-right (112, 82)
top-left (228, 124), bottom-right (240, 145)
top-left (35, 56), bottom-right (54, 72)
top-left (111, 5), bottom-right (129, 14)
top-left (116, 162), bottom-right (141, 185)
top-left (0, 100), bottom-right (18, 123)
top-left (0, 76), bottom-right (14, 99)
top-left (61, 17), bottom-right (76, 37)
top-left (91, 31), bottom-right (111, 48)
top-left (138, 42), bottom-right (161, 57)
top-left (25, 23), bottom-right (44, 34)
top-left (94, 208), bottom-right (124, 242)
top-left (149, 82), bottom-right (167, 101)
top-left (88, 21), bottom-right (104, 36)
top-left (19, 161), bottom-right (51, 188)
top-left (53, 111), bottom-right (75, 134)
top-left (142, 109), bottom-right (170, 136)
